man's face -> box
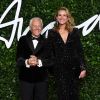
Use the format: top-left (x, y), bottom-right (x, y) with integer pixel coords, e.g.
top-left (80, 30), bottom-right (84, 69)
top-left (31, 19), bottom-right (42, 37)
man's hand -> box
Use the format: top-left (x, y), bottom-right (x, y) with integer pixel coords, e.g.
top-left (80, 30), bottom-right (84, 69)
top-left (79, 70), bottom-right (86, 79)
top-left (28, 55), bottom-right (38, 66)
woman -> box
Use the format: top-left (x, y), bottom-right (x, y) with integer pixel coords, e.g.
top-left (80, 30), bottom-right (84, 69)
top-left (44, 7), bottom-right (86, 100)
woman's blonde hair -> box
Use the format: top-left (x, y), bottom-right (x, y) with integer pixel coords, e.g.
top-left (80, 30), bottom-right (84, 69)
top-left (54, 7), bottom-right (75, 32)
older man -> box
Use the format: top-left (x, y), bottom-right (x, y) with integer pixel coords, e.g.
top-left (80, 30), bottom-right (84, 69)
top-left (16, 17), bottom-right (48, 100)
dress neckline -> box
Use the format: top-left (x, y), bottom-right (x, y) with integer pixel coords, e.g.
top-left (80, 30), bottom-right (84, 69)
top-left (57, 31), bottom-right (70, 45)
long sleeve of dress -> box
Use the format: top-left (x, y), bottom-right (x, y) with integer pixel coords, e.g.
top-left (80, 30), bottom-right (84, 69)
top-left (41, 30), bottom-right (55, 68)
top-left (75, 29), bottom-right (86, 71)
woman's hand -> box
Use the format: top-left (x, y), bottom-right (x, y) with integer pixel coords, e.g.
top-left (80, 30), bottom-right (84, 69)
top-left (79, 70), bottom-right (86, 79)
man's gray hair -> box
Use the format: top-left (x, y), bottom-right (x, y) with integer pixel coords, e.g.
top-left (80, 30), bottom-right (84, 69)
top-left (29, 17), bottom-right (43, 29)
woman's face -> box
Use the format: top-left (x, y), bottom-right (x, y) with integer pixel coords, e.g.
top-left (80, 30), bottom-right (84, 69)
top-left (56, 10), bottom-right (68, 25)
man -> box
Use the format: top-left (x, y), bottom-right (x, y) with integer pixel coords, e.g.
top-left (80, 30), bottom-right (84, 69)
top-left (16, 17), bottom-right (48, 100)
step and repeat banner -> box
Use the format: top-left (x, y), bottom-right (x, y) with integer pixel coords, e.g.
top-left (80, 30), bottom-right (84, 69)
top-left (0, 0), bottom-right (100, 99)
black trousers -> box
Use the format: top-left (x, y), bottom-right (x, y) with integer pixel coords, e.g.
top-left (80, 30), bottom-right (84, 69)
top-left (20, 80), bottom-right (48, 100)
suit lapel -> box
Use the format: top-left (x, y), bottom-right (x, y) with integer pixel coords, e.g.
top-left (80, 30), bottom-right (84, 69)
top-left (26, 32), bottom-right (35, 54)
top-left (34, 37), bottom-right (43, 54)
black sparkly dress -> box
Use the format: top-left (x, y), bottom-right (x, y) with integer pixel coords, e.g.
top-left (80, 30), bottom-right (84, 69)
top-left (43, 28), bottom-right (86, 100)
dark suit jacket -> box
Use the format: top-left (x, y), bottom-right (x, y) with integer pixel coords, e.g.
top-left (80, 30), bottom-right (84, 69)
top-left (16, 31), bottom-right (48, 83)
top-left (42, 28), bottom-right (86, 78)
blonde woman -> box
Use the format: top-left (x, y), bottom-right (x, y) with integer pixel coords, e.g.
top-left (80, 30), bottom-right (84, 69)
top-left (44, 7), bottom-right (86, 100)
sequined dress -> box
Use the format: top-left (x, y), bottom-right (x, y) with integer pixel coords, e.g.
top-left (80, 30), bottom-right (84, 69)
top-left (45, 28), bottom-right (86, 100)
